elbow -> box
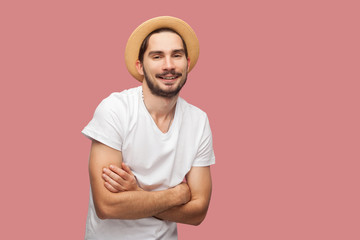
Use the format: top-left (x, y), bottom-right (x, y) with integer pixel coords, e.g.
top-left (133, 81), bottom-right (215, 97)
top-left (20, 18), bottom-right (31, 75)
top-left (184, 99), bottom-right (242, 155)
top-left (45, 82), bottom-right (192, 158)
top-left (190, 220), bottom-right (202, 226)
top-left (190, 214), bottom-right (206, 226)
top-left (96, 211), bottom-right (107, 220)
top-left (93, 196), bottom-right (134, 220)
top-left (93, 197), bottom-right (121, 220)
top-left (94, 202), bottom-right (111, 220)
top-left (189, 205), bottom-right (209, 226)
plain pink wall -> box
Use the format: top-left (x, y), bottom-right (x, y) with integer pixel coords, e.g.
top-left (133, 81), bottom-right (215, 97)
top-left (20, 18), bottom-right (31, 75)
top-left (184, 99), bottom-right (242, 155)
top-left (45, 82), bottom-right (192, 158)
top-left (1, 0), bottom-right (359, 239)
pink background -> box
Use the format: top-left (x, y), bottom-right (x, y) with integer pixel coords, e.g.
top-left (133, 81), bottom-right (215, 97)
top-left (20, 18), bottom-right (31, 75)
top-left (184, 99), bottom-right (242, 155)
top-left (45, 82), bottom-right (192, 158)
top-left (1, 0), bottom-right (359, 239)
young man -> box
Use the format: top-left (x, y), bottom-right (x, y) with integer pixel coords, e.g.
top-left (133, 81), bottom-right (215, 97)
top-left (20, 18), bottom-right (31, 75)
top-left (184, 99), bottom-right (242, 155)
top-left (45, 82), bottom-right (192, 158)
top-left (82, 16), bottom-right (215, 239)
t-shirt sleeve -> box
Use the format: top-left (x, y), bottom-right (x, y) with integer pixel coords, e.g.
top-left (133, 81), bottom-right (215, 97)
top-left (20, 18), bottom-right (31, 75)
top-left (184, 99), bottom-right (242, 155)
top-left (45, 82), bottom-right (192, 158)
top-left (81, 97), bottom-right (124, 151)
top-left (192, 116), bottom-right (216, 167)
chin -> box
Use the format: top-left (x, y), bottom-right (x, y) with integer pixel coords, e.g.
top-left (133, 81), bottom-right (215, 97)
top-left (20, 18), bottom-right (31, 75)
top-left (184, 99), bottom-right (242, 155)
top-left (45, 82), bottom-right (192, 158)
top-left (144, 70), bottom-right (187, 98)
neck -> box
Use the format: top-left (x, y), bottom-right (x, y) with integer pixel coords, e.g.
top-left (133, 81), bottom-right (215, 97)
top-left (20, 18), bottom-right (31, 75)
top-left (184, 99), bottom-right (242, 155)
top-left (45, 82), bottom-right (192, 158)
top-left (141, 81), bottom-right (178, 121)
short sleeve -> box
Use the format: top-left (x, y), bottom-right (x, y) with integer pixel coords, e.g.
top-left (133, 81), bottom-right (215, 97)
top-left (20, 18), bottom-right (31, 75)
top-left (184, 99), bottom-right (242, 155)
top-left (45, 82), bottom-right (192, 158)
top-left (82, 96), bottom-right (125, 151)
top-left (192, 116), bottom-right (216, 167)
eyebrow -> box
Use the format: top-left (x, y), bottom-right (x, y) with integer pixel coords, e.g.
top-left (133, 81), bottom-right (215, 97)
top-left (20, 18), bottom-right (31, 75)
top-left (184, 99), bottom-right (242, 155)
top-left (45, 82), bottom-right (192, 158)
top-left (148, 49), bottom-right (185, 56)
top-left (148, 51), bottom-right (163, 56)
top-left (172, 49), bottom-right (185, 54)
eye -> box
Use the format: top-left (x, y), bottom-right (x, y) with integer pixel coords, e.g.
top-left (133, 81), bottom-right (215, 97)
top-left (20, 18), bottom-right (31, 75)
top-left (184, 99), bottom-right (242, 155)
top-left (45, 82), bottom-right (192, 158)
top-left (152, 55), bottom-right (161, 59)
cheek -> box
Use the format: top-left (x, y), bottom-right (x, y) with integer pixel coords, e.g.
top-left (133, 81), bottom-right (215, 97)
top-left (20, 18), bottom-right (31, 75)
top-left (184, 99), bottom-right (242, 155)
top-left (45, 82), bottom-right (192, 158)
top-left (183, 63), bottom-right (189, 72)
top-left (175, 60), bottom-right (188, 71)
top-left (145, 62), bottom-right (162, 74)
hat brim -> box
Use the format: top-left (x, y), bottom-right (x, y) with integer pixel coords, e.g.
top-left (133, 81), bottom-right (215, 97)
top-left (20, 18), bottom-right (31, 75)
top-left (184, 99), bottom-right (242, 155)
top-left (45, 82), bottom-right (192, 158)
top-left (125, 16), bottom-right (200, 82)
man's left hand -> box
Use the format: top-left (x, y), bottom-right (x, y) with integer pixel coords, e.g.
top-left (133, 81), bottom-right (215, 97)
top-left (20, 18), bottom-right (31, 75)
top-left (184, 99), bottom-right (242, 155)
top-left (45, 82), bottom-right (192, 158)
top-left (102, 163), bottom-right (142, 192)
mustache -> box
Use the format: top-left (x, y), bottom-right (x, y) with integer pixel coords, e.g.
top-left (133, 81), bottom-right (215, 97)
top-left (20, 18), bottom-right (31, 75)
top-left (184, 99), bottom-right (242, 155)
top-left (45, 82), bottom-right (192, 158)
top-left (155, 70), bottom-right (182, 78)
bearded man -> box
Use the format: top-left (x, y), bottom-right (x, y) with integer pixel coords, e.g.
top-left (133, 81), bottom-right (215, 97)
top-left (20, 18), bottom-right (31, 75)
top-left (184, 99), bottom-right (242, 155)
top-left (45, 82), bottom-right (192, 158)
top-left (82, 16), bottom-right (215, 239)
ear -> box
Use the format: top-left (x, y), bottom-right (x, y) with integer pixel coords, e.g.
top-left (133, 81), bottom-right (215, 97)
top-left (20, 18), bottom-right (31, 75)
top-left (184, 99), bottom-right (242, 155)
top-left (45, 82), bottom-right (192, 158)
top-left (135, 60), bottom-right (144, 75)
top-left (187, 58), bottom-right (191, 71)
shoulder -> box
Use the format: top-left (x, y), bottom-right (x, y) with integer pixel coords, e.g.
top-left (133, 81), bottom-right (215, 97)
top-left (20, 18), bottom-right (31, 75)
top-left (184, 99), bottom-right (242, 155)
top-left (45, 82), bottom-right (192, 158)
top-left (177, 97), bottom-right (212, 135)
top-left (91, 87), bottom-right (141, 128)
top-left (97, 87), bottom-right (141, 113)
top-left (101, 86), bottom-right (140, 107)
top-left (178, 97), bottom-right (208, 122)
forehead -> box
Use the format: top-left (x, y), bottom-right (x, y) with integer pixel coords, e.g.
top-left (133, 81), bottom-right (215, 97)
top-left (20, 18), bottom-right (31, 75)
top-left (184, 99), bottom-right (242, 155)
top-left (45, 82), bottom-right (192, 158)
top-left (146, 31), bottom-right (184, 52)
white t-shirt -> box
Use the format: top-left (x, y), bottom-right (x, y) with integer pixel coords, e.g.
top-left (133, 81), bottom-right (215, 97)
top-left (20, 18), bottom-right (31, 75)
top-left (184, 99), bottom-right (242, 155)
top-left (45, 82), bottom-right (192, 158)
top-left (82, 86), bottom-right (215, 240)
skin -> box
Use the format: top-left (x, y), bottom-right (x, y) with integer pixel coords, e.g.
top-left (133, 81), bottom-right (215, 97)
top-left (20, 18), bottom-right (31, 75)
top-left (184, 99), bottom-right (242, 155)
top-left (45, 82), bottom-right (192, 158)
top-left (103, 162), bottom-right (212, 225)
top-left (90, 31), bottom-right (212, 225)
top-left (136, 31), bottom-right (190, 132)
top-left (89, 140), bottom-right (191, 220)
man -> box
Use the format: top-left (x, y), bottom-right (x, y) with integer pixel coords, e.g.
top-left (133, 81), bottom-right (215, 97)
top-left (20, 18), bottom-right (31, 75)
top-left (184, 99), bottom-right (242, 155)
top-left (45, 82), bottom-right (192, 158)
top-left (82, 16), bottom-right (215, 239)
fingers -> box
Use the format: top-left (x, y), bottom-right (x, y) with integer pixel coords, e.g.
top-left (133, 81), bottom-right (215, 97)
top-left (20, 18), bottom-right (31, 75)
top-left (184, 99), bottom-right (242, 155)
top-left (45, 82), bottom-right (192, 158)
top-left (103, 164), bottom-right (140, 192)
top-left (119, 163), bottom-right (141, 191)
top-left (103, 167), bottom-right (127, 190)
top-left (104, 181), bottom-right (121, 193)
top-left (110, 164), bottom-right (132, 181)
top-left (102, 171), bottom-right (124, 192)
top-left (121, 162), bottom-right (134, 176)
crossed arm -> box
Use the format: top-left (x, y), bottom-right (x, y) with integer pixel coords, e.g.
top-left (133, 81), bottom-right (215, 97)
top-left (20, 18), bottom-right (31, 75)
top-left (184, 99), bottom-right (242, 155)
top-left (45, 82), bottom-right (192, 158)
top-left (89, 140), bottom-right (212, 225)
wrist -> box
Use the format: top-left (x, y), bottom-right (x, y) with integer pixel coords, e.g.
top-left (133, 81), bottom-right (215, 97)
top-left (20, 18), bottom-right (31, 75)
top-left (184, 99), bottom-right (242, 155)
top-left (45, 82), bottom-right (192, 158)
top-left (172, 183), bottom-right (190, 205)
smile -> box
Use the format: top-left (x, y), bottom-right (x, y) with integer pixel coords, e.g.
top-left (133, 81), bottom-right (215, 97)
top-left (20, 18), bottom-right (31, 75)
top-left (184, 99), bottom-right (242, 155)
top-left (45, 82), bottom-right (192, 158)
top-left (155, 71), bottom-right (182, 80)
top-left (158, 76), bottom-right (178, 80)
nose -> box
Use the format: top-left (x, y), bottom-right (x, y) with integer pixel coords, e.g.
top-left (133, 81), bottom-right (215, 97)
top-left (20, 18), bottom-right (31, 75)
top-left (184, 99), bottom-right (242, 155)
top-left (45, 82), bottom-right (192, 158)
top-left (162, 56), bottom-right (175, 71)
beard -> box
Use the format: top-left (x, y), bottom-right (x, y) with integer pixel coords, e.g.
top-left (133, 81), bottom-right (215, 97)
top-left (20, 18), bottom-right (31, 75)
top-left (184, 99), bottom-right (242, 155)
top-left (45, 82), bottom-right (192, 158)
top-left (144, 68), bottom-right (187, 98)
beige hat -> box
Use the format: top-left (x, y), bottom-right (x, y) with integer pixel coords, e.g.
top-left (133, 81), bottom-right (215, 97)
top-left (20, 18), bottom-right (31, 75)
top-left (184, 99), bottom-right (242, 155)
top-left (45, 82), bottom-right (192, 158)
top-left (125, 16), bottom-right (200, 82)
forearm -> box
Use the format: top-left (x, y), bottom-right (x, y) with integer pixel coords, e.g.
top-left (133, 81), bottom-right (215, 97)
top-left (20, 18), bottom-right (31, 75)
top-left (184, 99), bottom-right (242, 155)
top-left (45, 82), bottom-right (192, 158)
top-left (88, 141), bottom-right (188, 220)
top-left (155, 166), bottom-right (213, 226)
top-left (92, 142), bottom-right (211, 223)
top-left (94, 183), bottom-right (189, 220)
top-left (155, 197), bottom-right (210, 226)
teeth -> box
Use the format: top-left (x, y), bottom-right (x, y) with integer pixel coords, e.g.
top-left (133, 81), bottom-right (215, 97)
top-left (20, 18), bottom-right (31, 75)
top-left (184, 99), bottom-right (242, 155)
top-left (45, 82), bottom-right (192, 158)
top-left (161, 76), bottom-right (176, 80)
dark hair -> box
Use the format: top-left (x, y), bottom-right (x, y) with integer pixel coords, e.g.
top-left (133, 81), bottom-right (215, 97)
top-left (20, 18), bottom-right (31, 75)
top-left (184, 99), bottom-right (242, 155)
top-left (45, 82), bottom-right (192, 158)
top-left (138, 28), bottom-right (188, 63)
